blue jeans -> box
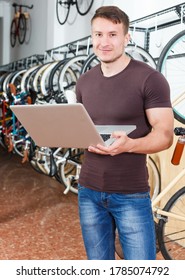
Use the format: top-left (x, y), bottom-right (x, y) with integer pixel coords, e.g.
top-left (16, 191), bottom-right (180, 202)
top-left (78, 185), bottom-right (156, 260)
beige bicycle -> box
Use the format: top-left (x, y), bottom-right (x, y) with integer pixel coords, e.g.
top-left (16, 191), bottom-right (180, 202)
top-left (116, 126), bottom-right (185, 260)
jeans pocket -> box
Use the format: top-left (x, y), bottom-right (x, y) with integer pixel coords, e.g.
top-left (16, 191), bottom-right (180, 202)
top-left (131, 192), bottom-right (150, 199)
top-left (78, 184), bottom-right (85, 191)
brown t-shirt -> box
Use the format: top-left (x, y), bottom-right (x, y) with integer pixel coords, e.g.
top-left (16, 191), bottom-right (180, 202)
top-left (76, 59), bottom-right (171, 193)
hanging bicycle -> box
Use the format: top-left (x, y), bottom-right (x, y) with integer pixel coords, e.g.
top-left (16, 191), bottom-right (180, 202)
top-left (10, 3), bottom-right (33, 48)
top-left (56, 0), bottom-right (94, 25)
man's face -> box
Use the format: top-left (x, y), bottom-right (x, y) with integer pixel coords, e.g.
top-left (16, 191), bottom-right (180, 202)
top-left (91, 17), bottom-right (130, 63)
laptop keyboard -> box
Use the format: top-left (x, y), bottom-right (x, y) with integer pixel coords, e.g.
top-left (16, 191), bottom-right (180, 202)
top-left (101, 134), bottom-right (110, 141)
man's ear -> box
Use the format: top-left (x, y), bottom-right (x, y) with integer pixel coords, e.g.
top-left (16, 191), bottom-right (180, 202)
top-left (124, 33), bottom-right (130, 47)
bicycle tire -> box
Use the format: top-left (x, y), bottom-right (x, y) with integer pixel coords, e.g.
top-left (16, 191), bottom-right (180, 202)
top-left (58, 55), bottom-right (88, 93)
top-left (18, 14), bottom-right (27, 44)
top-left (3, 69), bottom-right (25, 94)
top-left (40, 61), bottom-right (60, 96)
top-left (32, 62), bottom-right (51, 93)
top-left (2, 71), bottom-right (17, 93)
top-left (47, 59), bottom-right (67, 94)
top-left (25, 66), bottom-right (44, 94)
top-left (10, 18), bottom-right (17, 47)
top-left (10, 69), bottom-right (27, 93)
top-left (157, 186), bottom-right (185, 260)
top-left (126, 44), bottom-right (156, 68)
top-left (148, 156), bottom-right (161, 201)
top-left (81, 44), bottom-right (156, 74)
top-left (76, 0), bottom-right (94, 16)
top-left (0, 72), bottom-right (11, 91)
top-left (56, 0), bottom-right (70, 25)
top-left (157, 29), bottom-right (185, 124)
top-left (20, 65), bottom-right (40, 93)
top-left (80, 53), bottom-right (100, 74)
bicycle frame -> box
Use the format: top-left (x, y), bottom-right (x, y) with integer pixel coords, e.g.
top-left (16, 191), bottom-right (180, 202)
top-left (152, 168), bottom-right (185, 221)
top-left (172, 91), bottom-right (185, 107)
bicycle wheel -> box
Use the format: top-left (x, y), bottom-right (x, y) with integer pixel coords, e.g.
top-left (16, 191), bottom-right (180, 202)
top-left (32, 62), bottom-right (51, 94)
top-left (20, 65), bottom-right (40, 93)
top-left (2, 71), bottom-right (17, 93)
top-left (10, 18), bottom-right (17, 47)
top-left (10, 69), bottom-right (27, 93)
top-left (40, 61), bottom-right (60, 96)
top-left (47, 59), bottom-right (67, 94)
top-left (147, 156), bottom-right (161, 201)
top-left (157, 186), bottom-right (185, 259)
top-left (76, 0), bottom-right (94, 16)
top-left (126, 44), bottom-right (156, 68)
top-left (18, 14), bottom-right (27, 44)
top-left (0, 72), bottom-right (11, 91)
top-left (80, 53), bottom-right (100, 74)
top-left (58, 55), bottom-right (88, 93)
top-left (81, 44), bottom-right (156, 74)
top-left (157, 30), bottom-right (185, 124)
top-left (56, 0), bottom-right (70, 25)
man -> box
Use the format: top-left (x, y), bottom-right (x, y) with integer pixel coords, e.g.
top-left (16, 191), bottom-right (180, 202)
top-left (75, 6), bottom-right (174, 260)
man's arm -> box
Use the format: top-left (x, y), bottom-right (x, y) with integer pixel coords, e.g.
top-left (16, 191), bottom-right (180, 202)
top-left (88, 107), bottom-right (174, 156)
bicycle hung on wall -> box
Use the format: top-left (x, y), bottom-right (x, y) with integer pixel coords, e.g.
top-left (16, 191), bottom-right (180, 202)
top-left (157, 29), bottom-right (185, 125)
top-left (115, 127), bottom-right (185, 260)
top-left (56, 0), bottom-right (94, 25)
top-left (10, 2), bottom-right (33, 48)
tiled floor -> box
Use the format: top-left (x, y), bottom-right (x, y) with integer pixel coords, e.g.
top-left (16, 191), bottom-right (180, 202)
top-left (0, 146), bottom-right (163, 260)
top-left (0, 146), bottom-right (86, 260)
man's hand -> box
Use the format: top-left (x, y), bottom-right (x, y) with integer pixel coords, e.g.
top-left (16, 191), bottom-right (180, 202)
top-left (88, 131), bottom-right (132, 156)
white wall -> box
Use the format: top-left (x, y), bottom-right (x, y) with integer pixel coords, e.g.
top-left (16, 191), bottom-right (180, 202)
top-left (0, 1), bottom-right (11, 65)
top-left (0, 0), bottom-right (184, 65)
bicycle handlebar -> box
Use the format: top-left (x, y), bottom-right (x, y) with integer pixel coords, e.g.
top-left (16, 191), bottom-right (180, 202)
top-left (174, 127), bottom-right (185, 136)
top-left (12, 3), bottom-right (34, 10)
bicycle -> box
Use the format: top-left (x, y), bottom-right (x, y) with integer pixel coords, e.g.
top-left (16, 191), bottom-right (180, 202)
top-left (56, 0), bottom-right (94, 25)
top-left (10, 3), bottom-right (33, 48)
top-left (157, 29), bottom-right (185, 125)
top-left (115, 127), bottom-right (185, 260)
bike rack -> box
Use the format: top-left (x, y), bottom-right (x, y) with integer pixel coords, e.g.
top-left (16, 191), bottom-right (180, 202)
top-left (1, 2), bottom-right (185, 70)
top-left (129, 2), bottom-right (185, 52)
top-left (44, 36), bottom-right (93, 62)
top-left (0, 55), bottom-right (44, 72)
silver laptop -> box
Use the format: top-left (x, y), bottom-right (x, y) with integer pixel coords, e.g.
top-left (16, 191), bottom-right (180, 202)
top-left (10, 103), bottom-right (136, 148)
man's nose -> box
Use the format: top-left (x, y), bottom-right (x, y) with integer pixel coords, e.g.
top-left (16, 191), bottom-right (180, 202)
top-left (100, 35), bottom-right (110, 46)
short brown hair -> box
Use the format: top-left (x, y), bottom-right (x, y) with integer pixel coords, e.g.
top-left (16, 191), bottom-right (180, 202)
top-left (91, 6), bottom-right (129, 34)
